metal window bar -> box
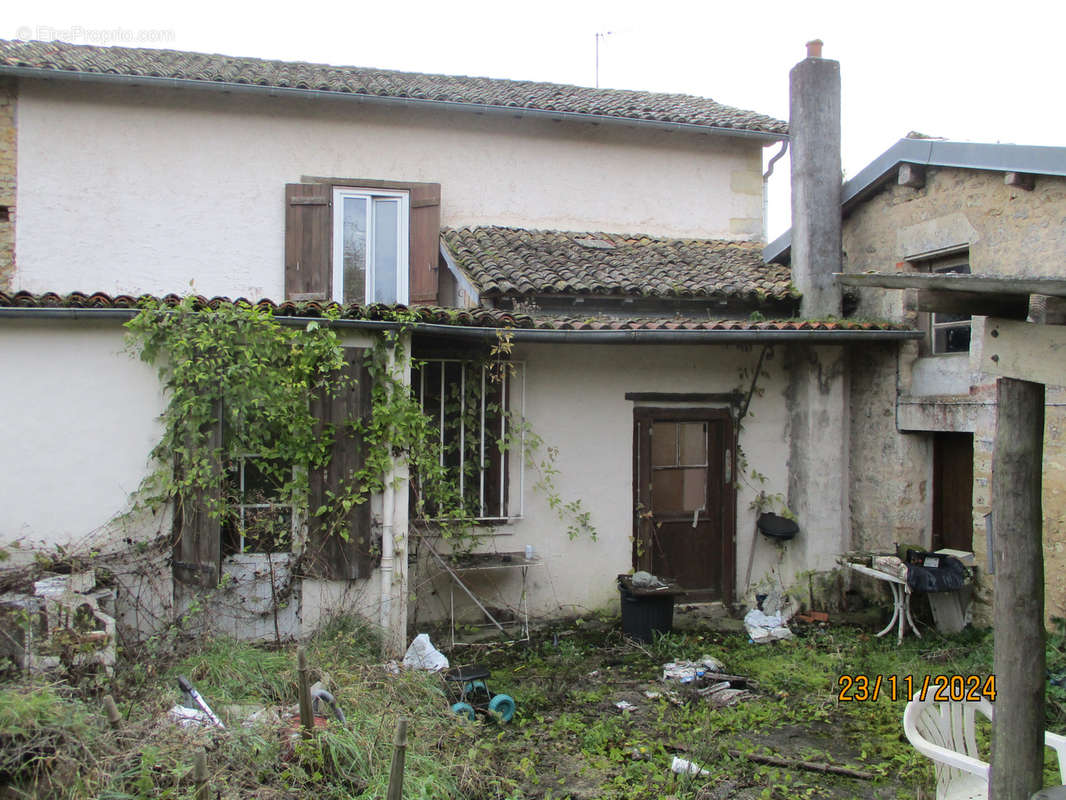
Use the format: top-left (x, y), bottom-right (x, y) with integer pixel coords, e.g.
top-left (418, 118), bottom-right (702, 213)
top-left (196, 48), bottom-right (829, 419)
top-left (458, 363), bottom-right (466, 502)
top-left (415, 359), bottom-right (524, 521)
top-left (480, 365), bottom-right (487, 519)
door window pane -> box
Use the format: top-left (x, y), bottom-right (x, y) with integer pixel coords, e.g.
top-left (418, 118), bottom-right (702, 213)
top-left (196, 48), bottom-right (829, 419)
top-left (342, 196), bottom-right (367, 305)
top-left (652, 466), bottom-right (707, 512)
top-left (651, 422), bottom-right (677, 467)
top-left (679, 422), bottom-right (707, 466)
top-left (372, 197), bottom-right (400, 304)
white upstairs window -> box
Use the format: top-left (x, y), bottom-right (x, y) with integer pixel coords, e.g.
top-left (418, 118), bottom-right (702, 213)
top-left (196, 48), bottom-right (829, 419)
top-left (331, 187), bottom-right (409, 305)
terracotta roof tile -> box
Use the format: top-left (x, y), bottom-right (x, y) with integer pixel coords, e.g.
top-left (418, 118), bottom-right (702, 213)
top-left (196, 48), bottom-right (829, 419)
top-left (0, 291), bottom-right (908, 333)
top-left (443, 226), bottom-right (796, 302)
top-left (0, 39), bottom-right (787, 136)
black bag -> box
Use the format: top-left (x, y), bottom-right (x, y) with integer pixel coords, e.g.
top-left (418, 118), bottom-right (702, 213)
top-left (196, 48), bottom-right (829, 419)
top-left (906, 554), bottom-right (967, 593)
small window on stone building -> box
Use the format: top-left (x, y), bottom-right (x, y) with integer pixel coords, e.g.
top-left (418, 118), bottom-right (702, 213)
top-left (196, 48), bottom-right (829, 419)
top-left (915, 252), bottom-right (971, 355)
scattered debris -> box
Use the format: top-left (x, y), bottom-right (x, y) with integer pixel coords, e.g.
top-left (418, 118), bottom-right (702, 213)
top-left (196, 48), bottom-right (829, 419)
top-left (631, 571), bottom-right (666, 589)
top-left (403, 633), bottom-right (449, 671)
top-left (167, 704), bottom-right (217, 729)
top-left (726, 748), bottom-right (876, 781)
top-left (0, 570), bottom-right (117, 675)
top-left (795, 611), bottom-right (829, 623)
top-left (743, 608), bottom-right (794, 643)
top-left (662, 656), bottom-right (725, 683)
top-left (671, 755), bottom-right (711, 777)
top-left (614, 700), bottom-right (637, 712)
top-left (177, 675), bottom-right (225, 729)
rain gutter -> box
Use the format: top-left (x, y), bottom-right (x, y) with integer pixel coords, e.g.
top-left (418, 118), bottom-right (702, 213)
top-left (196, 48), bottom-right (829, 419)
top-left (0, 306), bottom-right (921, 342)
top-left (2, 66), bottom-right (788, 144)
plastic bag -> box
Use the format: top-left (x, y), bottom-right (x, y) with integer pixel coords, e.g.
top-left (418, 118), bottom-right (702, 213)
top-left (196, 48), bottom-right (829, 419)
top-left (402, 633), bottom-right (449, 671)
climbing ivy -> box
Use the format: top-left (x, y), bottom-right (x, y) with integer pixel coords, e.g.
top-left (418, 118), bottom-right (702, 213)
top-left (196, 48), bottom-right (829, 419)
top-left (124, 300), bottom-right (596, 557)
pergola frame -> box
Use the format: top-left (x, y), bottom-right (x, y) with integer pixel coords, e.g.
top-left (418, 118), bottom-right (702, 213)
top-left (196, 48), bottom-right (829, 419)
top-left (839, 271), bottom-right (1066, 799)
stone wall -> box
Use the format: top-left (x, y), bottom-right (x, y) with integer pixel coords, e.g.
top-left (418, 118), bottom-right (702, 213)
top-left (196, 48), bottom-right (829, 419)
top-left (843, 166), bottom-right (1066, 622)
top-left (0, 78), bottom-right (14, 292)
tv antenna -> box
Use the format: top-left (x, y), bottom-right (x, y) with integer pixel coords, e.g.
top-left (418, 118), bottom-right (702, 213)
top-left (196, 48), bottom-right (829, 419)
top-left (595, 31), bottom-right (613, 88)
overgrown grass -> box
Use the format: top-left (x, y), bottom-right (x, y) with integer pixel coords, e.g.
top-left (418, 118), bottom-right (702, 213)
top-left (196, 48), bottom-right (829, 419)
top-left (2, 615), bottom-right (1063, 799)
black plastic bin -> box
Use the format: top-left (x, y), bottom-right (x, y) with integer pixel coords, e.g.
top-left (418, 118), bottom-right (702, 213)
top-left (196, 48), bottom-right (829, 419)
top-left (617, 575), bottom-right (681, 642)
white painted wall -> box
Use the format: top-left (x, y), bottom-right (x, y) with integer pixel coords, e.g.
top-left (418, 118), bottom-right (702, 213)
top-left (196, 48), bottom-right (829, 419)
top-left (0, 318), bottom-right (165, 553)
top-left (14, 81), bottom-right (765, 299)
top-left (415, 342), bottom-right (790, 624)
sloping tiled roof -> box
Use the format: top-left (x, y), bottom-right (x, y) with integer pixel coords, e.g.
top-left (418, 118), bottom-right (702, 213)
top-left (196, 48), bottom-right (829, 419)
top-left (0, 291), bottom-right (906, 333)
top-left (443, 227), bottom-right (796, 302)
top-left (0, 39), bottom-right (787, 137)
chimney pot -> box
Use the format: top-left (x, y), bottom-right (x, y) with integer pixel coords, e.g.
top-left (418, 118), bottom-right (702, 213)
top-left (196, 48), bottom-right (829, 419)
top-left (806, 39), bottom-right (823, 58)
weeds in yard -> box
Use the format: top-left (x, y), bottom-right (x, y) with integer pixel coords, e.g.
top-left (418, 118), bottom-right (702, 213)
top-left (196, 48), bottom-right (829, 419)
top-left (7, 615), bottom-right (1066, 799)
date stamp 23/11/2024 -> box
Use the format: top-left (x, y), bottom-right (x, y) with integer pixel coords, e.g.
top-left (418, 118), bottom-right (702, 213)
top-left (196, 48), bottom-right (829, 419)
top-left (837, 674), bottom-right (997, 703)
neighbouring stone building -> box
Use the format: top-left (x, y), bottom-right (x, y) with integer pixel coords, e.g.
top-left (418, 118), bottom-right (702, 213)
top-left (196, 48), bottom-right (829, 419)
top-left (768, 136), bottom-right (1066, 621)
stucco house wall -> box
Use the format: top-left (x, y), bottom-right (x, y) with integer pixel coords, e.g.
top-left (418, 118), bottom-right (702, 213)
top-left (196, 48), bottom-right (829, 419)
top-left (10, 80), bottom-right (764, 300)
top-left (413, 341), bottom-right (794, 626)
top-left (842, 166), bottom-right (1066, 620)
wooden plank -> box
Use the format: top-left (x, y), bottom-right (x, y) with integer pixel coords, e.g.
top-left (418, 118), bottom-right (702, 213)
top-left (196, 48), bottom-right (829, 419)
top-left (408, 183), bottom-right (441, 305)
top-left (837, 272), bottom-right (1066, 297)
top-left (304, 348), bottom-right (374, 580)
top-left (284, 183), bottom-right (332, 302)
top-left (982, 318), bottom-right (1066, 386)
top-left (907, 290), bottom-right (1028, 318)
top-left (624, 392), bottom-right (741, 403)
top-left (989, 377), bottom-right (1045, 800)
top-left (898, 164), bottom-right (925, 188)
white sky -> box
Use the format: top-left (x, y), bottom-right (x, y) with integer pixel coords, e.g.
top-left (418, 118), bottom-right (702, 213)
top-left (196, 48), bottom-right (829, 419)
top-left (9, 0), bottom-right (1065, 240)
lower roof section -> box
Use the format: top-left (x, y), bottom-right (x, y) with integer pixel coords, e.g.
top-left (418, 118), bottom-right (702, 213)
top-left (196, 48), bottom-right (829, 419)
top-left (0, 291), bottom-right (920, 343)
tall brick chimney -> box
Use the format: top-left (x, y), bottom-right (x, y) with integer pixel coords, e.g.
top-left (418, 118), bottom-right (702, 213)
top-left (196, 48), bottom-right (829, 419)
top-left (789, 39), bottom-right (841, 318)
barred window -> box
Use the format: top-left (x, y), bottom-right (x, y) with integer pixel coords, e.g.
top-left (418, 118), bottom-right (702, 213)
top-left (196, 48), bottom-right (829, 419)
top-left (413, 360), bottom-right (525, 521)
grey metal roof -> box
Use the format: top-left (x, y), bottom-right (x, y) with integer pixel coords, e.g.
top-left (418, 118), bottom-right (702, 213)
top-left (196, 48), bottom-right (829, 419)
top-left (0, 39), bottom-right (788, 139)
top-left (765, 139), bottom-right (1066, 263)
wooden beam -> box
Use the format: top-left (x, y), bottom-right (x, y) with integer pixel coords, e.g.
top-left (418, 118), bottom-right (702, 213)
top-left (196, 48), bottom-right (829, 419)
top-left (990, 377), bottom-right (1045, 800)
top-left (905, 290), bottom-right (1029, 318)
top-left (837, 272), bottom-right (1066, 297)
top-left (898, 163), bottom-right (926, 189)
top-left (1005, 172), bottom-right (1035, 191)
top-left (982, 318), bottom-right (1066, 385)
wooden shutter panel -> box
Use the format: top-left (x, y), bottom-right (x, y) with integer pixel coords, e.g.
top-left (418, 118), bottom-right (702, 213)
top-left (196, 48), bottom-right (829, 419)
top-left (285, 183), bottom-right (332, 302)
top-left (172, 417), bottom-right (223, 588)
top-left (304, 348), bottom-right (375, 580)
top-left (408, 183), bottom-right (441, 305)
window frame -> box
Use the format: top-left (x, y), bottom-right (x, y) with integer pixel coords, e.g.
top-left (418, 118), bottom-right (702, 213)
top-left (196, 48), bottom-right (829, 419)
top-left (330, 186), bottom-right (410, 306)
top-left (910, 250), bottom-right (972, 356)
top-left (414, 358), bottom-right (526, 523)
top-left (221, 452), bottom-right (301, 557)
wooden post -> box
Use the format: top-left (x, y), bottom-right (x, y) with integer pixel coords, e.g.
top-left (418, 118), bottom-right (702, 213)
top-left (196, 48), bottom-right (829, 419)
top-left (385, 717), bottom-right (408, 800)
top-left (990, 377), bottom-right (1046, 800)
top-left (297, 647), bottom-right (314, 739)
top-left (193, 749), bottom-right (208, 800)
top-left (102, 694), bottom-right (122, 730)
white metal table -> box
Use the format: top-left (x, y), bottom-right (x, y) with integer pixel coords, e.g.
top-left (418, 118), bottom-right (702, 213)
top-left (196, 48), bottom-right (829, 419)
top-left (848, 563), bottom-right (921, 644)
top-left (420, 535), bottom-right (542, 647)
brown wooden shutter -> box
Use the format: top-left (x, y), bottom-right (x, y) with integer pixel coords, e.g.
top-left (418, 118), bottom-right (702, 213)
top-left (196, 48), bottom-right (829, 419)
top-left (285, 183), bottom-right (332, 302)
top-left (304, 347), bottom-right (375, 580)
top-left (172, 417), bottom-right (223, 588)
top-left (408, 183), bottom-right (441, 305)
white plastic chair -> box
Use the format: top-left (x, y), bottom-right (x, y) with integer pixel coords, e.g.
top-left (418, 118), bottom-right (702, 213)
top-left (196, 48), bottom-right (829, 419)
top-left (903, 692), bottom-right (1066, 800)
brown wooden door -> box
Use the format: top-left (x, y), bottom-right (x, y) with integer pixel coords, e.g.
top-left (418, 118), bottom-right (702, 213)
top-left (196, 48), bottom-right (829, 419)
top-left (932, 432), bottom-right (974, 552)
top-left (633, 408), bottom-right (735, 602)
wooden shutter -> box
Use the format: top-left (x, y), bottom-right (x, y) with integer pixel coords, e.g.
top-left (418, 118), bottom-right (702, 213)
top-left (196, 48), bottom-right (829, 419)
top-left (408, 183), bottom-right (441, 305)
top-left (172, 417), bottom-right (223, 588)
top-left (304, 347), bottom-right (375, 580)
top-left (284, 183), bottom-right (332, 302)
